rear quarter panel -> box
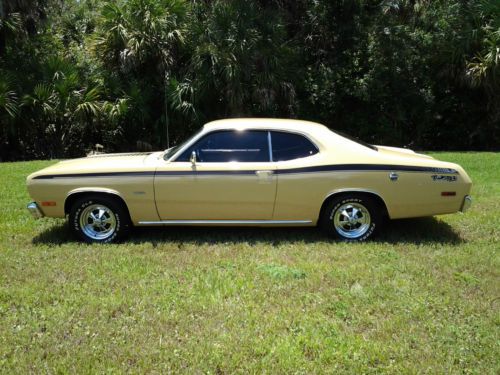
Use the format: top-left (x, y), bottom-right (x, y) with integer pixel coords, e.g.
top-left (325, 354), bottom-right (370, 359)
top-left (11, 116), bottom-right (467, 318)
top-left (273, 163), bottom-right (471, 222)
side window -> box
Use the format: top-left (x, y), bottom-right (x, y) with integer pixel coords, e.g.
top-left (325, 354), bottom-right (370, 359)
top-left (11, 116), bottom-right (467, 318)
top-left (176, 130), bottom-right (270, 162)
top-left (271, 132), bottom-right (318, 161)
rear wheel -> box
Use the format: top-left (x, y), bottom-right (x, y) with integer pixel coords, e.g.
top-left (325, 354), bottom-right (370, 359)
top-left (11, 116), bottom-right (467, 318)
top-left (69, 195), bottom-right (130, 243)
top-left (320, 194), bottom-right (382, 241)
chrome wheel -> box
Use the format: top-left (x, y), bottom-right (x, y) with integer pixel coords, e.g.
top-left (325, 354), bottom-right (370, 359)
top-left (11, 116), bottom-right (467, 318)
top-left (79, 204), bottom-right (117, 241)
top-left (333, 202), bottom-right (371, 239)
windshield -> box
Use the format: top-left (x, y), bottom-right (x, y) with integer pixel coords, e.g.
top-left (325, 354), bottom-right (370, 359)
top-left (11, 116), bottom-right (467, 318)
top-left (163, 129), bottom-right (203, 160)
top-left (331, 129), bottom-right (378, 151)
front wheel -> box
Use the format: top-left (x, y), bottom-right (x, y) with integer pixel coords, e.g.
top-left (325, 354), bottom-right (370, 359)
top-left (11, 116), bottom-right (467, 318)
top-left (320, 195), bottom-right (382, 241)
top-left (69, 195), bottom-right (130, 243)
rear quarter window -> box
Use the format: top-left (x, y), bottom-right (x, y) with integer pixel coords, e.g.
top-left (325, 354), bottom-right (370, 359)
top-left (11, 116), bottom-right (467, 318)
top-left (271, 132), bottom-right (318, 161)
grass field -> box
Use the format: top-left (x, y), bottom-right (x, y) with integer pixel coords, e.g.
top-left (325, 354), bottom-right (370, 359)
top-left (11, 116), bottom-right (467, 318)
top-left (0, 153), bottom-right (499, 373)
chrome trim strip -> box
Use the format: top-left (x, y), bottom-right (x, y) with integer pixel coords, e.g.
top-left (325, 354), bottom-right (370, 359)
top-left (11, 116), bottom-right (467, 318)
top-left (323, 188), bottom-right (390, 217)
top-left (268, 131), bottom-right (273, 162)
top-left (67, 187), bottom-right (123, 198)
top-left (137, 219), bottom-right (312, 225)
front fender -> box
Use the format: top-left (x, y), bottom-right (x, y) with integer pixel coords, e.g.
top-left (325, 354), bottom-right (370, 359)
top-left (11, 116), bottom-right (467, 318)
top-left (64, 187), bottom-right (126, 215)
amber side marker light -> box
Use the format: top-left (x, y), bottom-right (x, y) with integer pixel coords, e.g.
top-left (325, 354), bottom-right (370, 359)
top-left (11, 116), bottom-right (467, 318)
top-left (441, 192), bottom-right (456, 197)
top-left (41, 201), bottom-right (56, 206)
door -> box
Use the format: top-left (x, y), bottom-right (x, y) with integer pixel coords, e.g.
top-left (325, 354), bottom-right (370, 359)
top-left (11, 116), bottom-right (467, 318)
top-left (270, 131), bottom-right (322, 221)
top-left (154, 130), bottom-right (277, 220)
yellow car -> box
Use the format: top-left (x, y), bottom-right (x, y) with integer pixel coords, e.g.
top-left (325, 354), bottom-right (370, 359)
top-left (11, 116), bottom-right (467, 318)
top-left (26, 118), bottom-right (472, 243)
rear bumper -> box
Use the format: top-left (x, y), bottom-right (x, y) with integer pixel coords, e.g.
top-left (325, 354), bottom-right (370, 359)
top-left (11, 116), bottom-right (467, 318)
top-left (27, 202), bottom-right (44, 219)
top-left (461, 195), bottom-right (472, 213)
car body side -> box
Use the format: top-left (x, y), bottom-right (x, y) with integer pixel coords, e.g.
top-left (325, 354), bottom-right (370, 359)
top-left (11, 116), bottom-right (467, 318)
top-left (26, 119), bottom-right (472, 225)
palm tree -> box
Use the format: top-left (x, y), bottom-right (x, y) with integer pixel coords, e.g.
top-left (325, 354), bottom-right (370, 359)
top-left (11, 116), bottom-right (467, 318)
top-left (467, 0), bottom-right (500, 88)
top-left (96, 0), bottom-right (187, 148)
top-left (0, 0), bottom-right (47, 54)
top-left (466, 0), bottom-right (500, 124)
top-left (181, 0), bottom-right (297, 119)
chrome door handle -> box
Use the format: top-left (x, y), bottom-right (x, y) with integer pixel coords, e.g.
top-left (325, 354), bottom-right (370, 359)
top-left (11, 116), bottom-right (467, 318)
top-left (255, 170), bottom-right (273, 176)
top-left (389, 172), bottom-right (399, 181)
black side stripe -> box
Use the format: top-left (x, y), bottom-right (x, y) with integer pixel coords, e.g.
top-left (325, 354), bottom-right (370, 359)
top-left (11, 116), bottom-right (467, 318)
top-left (156, 170), bottom-right (256, 176)
top-left (276, 164), bottom-right (458, 175)
top-left (33, 171), bottom-right (155, 179)
top-left (32, 164), bottom-right (458, 179)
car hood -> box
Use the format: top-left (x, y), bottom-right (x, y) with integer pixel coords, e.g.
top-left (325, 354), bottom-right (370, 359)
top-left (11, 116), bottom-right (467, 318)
top-left (27, 152), bottom-right (163, 179)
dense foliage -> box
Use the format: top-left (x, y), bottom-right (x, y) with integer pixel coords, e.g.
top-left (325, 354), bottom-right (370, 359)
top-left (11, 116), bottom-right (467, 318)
top-left (0, 0), bottom-right (498, 160)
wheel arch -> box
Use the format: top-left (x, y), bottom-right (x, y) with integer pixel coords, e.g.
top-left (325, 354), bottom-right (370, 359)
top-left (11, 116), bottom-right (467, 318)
top-left (64, 188), bottom-right (130, 219)
top-left (318, 189), bottom-right (390, 223)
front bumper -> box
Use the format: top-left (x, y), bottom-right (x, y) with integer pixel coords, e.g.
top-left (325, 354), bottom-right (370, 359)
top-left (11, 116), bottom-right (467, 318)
top-left (461, 195), bottom-right (472, 213)
top-left (27, 202), bottom-right (44, 219)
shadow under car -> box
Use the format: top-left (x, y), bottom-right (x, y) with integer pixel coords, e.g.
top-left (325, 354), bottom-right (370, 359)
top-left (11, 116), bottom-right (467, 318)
top-left (32, 216), bottom-right (464, 246)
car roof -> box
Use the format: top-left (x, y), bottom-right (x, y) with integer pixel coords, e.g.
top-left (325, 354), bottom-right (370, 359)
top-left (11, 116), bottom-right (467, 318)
top-left (203, 118), bottom-right (330, 136)
top-left (165, 118), bottom-right (379, 161)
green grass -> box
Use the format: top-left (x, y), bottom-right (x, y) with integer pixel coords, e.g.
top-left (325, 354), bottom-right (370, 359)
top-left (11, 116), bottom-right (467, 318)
top-left (0, 153), bottom-right (499, 373)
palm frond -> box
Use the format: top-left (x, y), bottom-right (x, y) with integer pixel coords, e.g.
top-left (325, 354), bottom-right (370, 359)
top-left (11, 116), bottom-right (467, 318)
top-left (74, 86), bottom-right (103, 118)
top-left (0, 77), bottom-right (18, 118)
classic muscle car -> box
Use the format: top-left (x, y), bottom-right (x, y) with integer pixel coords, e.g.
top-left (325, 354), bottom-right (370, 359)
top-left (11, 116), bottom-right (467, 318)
top-left (26, 118), bottom-right (472, 243)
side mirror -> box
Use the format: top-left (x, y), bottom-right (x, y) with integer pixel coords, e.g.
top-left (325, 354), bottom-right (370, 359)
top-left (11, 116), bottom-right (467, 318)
top-left (190, 151), bottom-right (197, 165)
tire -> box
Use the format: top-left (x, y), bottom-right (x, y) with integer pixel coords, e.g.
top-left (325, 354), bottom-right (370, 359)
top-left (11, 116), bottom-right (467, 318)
top-left (68, 195), bottom-right (131, 243)
top-left (320, 194), bottom-right (382, 241)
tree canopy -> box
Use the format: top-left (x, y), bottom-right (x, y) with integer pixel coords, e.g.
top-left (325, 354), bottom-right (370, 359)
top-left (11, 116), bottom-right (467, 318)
top-left (0, 0), bottom-right (498, 160)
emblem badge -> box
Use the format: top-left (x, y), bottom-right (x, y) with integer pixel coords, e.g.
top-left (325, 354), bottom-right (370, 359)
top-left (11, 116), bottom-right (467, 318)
top-left (431, 175), bottom-right (457, 182)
